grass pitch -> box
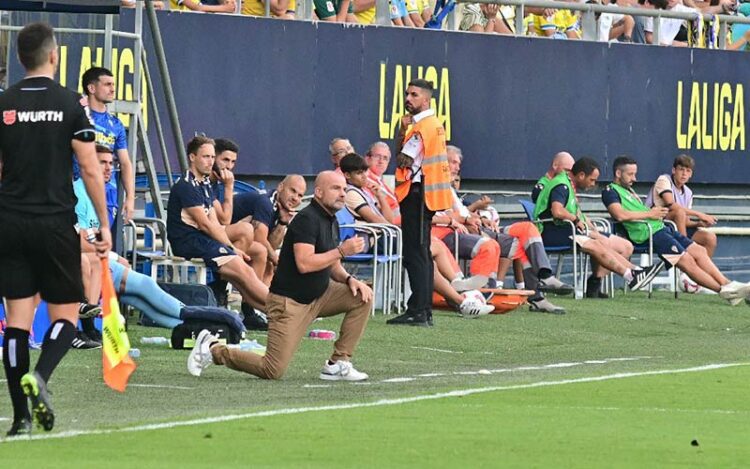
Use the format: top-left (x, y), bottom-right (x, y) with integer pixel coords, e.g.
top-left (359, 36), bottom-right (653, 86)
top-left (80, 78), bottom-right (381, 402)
top-left (1, 291), bottom-right (749, 467)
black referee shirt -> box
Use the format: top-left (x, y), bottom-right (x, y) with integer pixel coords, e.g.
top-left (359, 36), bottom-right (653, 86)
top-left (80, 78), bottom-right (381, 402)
top-left (0, 76), bottom-right (94, 215)
top-left (270, 199), bottom-right (340, 304)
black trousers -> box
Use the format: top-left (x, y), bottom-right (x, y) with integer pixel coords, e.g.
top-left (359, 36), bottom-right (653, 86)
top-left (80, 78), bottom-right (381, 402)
top-left (400, 183), bottom-right (434, 316)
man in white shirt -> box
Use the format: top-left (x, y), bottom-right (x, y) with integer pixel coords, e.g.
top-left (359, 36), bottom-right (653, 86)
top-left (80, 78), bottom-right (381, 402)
top-left (643, 0), bottom-right (697, 46)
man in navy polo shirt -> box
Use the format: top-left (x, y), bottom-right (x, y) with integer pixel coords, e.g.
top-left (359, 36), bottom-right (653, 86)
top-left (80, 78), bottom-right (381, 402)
top-left (167, 136), bottom-right (268, 312)
top-left (232, 175), bottom-right (307, 283)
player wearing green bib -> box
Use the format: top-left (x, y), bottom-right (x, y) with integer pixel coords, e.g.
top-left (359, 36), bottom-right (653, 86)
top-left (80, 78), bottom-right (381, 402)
top-left (603, 156), bottom-right (750, 306)
top-left (534, 157), bottom-right (662, 296)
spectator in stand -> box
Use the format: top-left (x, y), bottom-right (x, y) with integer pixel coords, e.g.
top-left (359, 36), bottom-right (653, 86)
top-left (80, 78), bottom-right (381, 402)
top-left (353, 0), bottom-right (376, 24)
top-left (314, 0), bottom-right (358, 22)
top-left (459, 3), bottom-right (515, 34)
top-left (534, 156), bottom-right (663, 297)
top-left (121, 0), bottom-right (165, 7)
top-left (391, 0), bottom-right (415, 26)
top-left (167, 136), bottom-right (268, 315)
top-left (232, 175), bottom-right (307, 284)
top-left (603, 156), bottom-right (750, 304)
top-left (447, 146), bottom-right (572, 313)
top-left (529, 9), bottom-right (581, 39)
top-left (242, 0), bottom-right (296, 18)
top-left (584, 0), bottom-right (635, 42)
top-left (170, 0), bottom-right (237, 12)
top-left (645, 154), bottom-right (718, 291)
top-left (642, 0), bottom-right (697, 46)
top-left (329, 137), bottom-right (355, 170)
top-left (406, 0), bottom-right (431, 27)
top-left (728, 3), bottom-right (750, 50)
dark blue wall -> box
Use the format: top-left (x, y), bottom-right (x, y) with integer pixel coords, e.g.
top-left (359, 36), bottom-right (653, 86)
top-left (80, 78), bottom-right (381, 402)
top-left (12, 10), bottom-right (749, 183)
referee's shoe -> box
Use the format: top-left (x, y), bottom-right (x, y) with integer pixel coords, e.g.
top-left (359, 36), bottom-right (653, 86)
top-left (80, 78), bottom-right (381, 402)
top-left (20, 371), bottom-right (55, 432)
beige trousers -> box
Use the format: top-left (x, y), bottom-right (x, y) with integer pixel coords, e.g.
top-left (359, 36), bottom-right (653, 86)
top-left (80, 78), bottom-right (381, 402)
top-left (211, 281), bottom-right (371, 379)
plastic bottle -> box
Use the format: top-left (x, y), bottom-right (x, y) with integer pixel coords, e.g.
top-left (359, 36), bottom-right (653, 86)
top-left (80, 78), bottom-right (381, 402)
top-left (308, 329), bottom-right (336, 340)
top-left (141, 336), bottom-right (169, 345)
top-left (258, 180), bottom-right (267, 194)
top-left (128, 348), bottom-right (141, 358)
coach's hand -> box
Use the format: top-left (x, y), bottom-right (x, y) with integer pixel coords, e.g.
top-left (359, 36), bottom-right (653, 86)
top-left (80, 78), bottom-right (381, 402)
top-left (349, 277), bottom-right (373, 303)
top-left (95, 228), bottom-right (112, 258)
top-left (340, 237), bottom-right (366, 256)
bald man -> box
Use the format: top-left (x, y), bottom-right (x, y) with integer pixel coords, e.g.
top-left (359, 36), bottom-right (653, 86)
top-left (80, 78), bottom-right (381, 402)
top-left (231, 174), bottom-right (307, 284)
top-left (188, 171), bottom-right (373, 382)
top-left (532, 151), bottom-right (575, 203)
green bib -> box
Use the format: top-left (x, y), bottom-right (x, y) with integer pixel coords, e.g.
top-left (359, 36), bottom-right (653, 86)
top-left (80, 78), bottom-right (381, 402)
top-left (532, 172), bottom-right (581, 233)
top-left (608, 183), bottom-right (664, 244)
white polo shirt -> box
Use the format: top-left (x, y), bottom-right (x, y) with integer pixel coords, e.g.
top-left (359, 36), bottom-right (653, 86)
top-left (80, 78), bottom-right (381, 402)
top-left (400, 108), bottom-right (436, 184)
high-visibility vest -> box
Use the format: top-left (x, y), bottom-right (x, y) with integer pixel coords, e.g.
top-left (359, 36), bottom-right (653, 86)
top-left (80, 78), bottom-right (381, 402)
top-left (394, 114), bottom-right (452, 211)
top-left (608, 183), bottom-right (664, 244)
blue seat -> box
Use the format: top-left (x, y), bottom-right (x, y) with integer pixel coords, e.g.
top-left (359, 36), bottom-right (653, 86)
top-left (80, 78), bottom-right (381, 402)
top-left (612, 221), bottom-right (679, 299)
top-left (519, 199), bottom-right (585, 298)
top-left (335, 208), bottom-right (402, 315)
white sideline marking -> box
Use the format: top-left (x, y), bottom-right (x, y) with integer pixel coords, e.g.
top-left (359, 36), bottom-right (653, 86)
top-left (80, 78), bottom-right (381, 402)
top-left (0, 418), bottom-right (8, 422)
top-left (526, 405), bottom-right (748, 416)
top-left (303, 384), bottom-right (332, 388)
top-left (377, 356), bottom-right (652, 384)
top-left (3, 362), bottom-right (747, 443)
top-left (129, 384), bottom-right (194, 390)
top-left (411, 346), bottom-right (463, 354)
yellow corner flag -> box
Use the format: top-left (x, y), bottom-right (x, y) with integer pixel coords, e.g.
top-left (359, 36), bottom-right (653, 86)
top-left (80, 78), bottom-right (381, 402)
top-left (101, 257), bottom-right (136, 392)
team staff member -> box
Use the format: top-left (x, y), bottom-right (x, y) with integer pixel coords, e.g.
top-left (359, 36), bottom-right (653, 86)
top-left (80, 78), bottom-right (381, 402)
top-left (188, 171), bottom-right (373, 381)
top-left (0, 22), bottom-right (111, 436)
top-left (388, 79), bottom-right (453, 327)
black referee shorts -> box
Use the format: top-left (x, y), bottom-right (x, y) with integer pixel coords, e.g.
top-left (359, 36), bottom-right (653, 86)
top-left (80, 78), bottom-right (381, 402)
top-left (0, 210), bottom-right (84, 304)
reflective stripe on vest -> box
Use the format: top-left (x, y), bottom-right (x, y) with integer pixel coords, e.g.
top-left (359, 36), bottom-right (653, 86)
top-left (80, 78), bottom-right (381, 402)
top-left (394, 115), bottom-right (452, 211)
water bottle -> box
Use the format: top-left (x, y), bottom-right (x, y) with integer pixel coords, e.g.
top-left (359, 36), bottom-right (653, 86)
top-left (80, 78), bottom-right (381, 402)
top-left (258, 180), bottom-right (267, 195)
top-left (128, 348), bottom-right (141, 358)
top-left (141, 336), bottom-right (169, 345)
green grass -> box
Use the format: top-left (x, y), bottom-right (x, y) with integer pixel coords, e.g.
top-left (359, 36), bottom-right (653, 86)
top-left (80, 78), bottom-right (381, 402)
top-left (1, 291), bottom-right (749, 467)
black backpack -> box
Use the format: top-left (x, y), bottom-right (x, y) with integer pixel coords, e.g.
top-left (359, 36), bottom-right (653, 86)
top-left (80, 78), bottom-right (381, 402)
top-left (170, 319), bottom-right (242, 349)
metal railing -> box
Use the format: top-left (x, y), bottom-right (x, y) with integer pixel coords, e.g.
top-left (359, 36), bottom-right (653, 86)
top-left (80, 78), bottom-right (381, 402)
top-left (152, 0), bottom-right (750, 50)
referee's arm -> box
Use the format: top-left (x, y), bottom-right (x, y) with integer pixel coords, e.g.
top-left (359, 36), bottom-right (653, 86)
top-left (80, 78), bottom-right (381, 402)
top-left (74, 138), bottom-right (112, 256)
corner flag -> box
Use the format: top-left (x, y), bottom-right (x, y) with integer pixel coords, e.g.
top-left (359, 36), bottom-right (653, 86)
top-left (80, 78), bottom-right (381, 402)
top-left (101, 258), bottom-right (136, 392)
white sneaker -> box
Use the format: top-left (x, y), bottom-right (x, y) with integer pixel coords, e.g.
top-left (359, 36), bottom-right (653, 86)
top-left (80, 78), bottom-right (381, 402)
top-left (719, 281), bottom-right (750, 304)
top-left (319, 360), bottom-right (368, 381)
top-left (187, 329), bottom-right (217, 377)
top-left (451, 275), bottom-right (488, 293)
top-left (459, 292), bottom-right (495, 318)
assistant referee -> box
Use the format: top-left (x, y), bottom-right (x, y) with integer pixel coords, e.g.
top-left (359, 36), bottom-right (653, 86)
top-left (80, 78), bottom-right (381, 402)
top-left (0, 22), bottom-right (111, 436)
